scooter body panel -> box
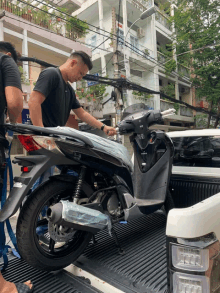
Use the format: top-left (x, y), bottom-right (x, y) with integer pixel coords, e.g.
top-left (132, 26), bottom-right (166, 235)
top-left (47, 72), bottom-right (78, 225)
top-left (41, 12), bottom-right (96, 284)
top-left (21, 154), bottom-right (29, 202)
top-left (0, 152), bottom-right (78, 222)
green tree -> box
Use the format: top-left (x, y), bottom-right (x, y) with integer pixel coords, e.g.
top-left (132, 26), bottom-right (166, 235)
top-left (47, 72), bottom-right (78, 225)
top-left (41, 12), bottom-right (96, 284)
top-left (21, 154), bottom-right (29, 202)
top-left (170, 0), bottom-right (220, 128)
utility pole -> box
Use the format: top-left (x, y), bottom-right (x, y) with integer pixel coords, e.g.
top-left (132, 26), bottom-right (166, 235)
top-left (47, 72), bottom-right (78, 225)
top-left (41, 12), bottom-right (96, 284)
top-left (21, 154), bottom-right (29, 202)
top-left (112, 7), bottom-right (123, 139)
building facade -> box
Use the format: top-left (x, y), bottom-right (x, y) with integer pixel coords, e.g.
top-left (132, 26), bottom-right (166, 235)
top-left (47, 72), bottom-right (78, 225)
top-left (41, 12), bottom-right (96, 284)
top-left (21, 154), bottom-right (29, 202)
top-left (72, 0), bottom-right (194, 132)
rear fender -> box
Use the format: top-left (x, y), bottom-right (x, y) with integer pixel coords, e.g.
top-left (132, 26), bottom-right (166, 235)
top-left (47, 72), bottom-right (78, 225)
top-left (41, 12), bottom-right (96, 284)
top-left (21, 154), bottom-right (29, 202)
top-left (0, 154), bottom-right (77, 222)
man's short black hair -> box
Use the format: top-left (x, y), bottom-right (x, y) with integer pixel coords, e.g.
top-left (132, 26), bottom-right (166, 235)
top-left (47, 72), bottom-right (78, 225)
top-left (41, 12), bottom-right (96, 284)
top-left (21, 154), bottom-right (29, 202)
top-left (0, 41), bottom-right (18, 63)
top-left (70, 51), bottom-right (93, 71)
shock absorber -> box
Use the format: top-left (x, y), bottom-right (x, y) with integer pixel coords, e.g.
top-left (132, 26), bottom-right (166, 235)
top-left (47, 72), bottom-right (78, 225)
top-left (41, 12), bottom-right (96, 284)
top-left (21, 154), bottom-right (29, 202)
top-left (73, 166), bottom-right (87, 204)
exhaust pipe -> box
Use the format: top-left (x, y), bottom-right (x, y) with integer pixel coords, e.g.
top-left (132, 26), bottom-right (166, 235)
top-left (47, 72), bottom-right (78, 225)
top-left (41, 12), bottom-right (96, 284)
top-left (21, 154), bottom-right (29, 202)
top-left (47, 200), bottom-right (111, 234)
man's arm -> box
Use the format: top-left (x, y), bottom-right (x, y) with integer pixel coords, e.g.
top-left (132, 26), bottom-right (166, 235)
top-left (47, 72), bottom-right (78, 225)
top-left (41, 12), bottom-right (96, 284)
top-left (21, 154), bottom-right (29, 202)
top-left (2, 56), bottom-right (23, 123)
top-left (5, 86), bottom-right (23, 123)
top-left (65, 114), bottom-right (79, 129)
top-left (73, 107), bottom-right (117, 136)
top-left (28, 91), bottom-right (45, 127)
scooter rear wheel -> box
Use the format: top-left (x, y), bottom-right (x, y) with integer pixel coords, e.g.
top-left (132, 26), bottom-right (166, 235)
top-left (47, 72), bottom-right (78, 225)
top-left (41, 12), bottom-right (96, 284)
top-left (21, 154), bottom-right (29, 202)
top-left (16, 180), bottom-right (92, 271)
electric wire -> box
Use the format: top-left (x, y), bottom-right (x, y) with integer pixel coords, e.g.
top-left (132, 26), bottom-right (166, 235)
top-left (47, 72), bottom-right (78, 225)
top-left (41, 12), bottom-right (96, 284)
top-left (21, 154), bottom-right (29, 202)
top-left (15, 0), bottom-right (118, 39)
top-left (14, 0), bottom-right (185, 76)
top-left (11, 0), bottom-right (191, 79)
top-left (4, 14), bottom-right (113, 54)
top-left (92, 55), bottom-right (114, 75)
top-left (19, 56), bottom-right (216, 118)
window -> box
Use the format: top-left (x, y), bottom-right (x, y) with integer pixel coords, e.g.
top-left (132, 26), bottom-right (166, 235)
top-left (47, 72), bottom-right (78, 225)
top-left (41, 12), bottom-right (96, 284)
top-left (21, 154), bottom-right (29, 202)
top-left (130, 69), bottom-right (142, 78)
top-left (171, 136), bottom-right (220, 168)
top-left (117, 29), bottom-right (124, 46)
top-left (91, 35), bottom-right (97, 50)
top-left (130, 35), bottom-right (139, 53)
top-left (159, 79), bottom-right (163, 86)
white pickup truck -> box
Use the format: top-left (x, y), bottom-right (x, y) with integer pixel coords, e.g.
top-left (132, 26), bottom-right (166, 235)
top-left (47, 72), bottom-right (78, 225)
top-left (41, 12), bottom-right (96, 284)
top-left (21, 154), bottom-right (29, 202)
top-left (167, 129), bottom-right (220, 293)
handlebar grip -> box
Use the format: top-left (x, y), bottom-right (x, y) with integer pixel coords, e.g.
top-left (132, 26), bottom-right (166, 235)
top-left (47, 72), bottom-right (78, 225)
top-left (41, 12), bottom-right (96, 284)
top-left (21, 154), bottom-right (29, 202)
top-left (161, 108), bottom-right (176, 115)
top-left (161, 108), bottom-right (176, 118)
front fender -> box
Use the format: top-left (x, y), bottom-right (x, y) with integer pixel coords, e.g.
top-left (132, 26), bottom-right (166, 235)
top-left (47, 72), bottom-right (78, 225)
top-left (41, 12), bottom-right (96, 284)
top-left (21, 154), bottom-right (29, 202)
top-left (0, 154), bottom-right (77, 222)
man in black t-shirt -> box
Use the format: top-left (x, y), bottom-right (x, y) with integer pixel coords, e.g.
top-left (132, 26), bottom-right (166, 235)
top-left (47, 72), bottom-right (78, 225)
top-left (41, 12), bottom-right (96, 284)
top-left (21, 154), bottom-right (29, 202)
top-left (0, 42), bottom-right (34, 293)
top-left (29, 51), bottom-right (116, 136)
top-left (0, 42), bottom-right (23, 192)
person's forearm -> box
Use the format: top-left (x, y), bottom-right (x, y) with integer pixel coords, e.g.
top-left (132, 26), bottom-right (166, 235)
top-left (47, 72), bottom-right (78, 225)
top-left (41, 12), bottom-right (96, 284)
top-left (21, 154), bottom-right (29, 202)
top-left (8, 107), bottom-right (22, 123)
top-left (65, 115), bottom-right (79, 129)
top-left (29, 103), bottom-right (44, 127)
top-left (77, 111), bottom-right (103, 129)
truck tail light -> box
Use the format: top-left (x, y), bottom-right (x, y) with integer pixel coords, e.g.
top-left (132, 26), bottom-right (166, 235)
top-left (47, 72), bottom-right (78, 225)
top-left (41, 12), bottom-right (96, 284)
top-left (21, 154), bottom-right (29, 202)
top-left (167, 233), bottom-right (220, 293)
top-left (172, 245), bottom-right (209, 272)
top-left (173, 272), bottom-right (209, 293)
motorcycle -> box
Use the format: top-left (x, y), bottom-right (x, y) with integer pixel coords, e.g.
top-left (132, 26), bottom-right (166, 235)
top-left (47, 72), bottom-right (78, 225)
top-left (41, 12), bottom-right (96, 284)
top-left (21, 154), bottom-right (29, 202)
top-left (0, 104), bottom-right (175, 271)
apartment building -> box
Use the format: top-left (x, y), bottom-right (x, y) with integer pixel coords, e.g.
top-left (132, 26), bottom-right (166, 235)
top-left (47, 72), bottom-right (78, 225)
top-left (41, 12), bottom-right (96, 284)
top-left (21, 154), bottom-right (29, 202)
top-left (0, 0), bottom-right (91, 165)
top-left (72, 0), bottom-right (194, 133)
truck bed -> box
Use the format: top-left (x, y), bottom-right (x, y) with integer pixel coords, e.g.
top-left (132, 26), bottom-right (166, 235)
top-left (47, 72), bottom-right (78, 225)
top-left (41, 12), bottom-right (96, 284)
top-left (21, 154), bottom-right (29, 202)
top-left (2, 212), bottom-right (168, 293)
top-left (2, 257), bottom-right (102, 293)
top-left (74, 212), bottom-right (168, 293)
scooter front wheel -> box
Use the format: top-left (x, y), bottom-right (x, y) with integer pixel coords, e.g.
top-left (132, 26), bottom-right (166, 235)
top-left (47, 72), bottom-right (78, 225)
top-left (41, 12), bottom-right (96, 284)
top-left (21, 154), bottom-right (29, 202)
top-left (16, 180), bottom-right (92, 271)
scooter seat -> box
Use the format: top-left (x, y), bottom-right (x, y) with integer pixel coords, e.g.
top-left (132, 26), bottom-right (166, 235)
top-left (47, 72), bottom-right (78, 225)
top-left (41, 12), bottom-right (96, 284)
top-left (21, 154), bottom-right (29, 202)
top-left (53, 127), bottom-right (133, 171)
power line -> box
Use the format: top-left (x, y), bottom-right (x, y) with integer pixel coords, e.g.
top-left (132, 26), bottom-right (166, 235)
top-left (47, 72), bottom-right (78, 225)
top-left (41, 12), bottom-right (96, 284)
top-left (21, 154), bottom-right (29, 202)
top-left (156, 43), bottom-right (220, 69)
top-left (20, 56), bottom-right (217, 118)
top-left (93, 55), bottom-right (114, 75)
top-left (4, 14), bottom-right (113, 54)
top-left (18, 0), bottom-right (185, 79)
top-left (17, 0), bottom-right (119, 40)
top-left (123, 40), bottom-right (191, 82)
top-left (92, 37), bottom-right (110, 52)
top-left (14, 0), bottom-right (192, 81)
top-left (12, 0), bottom-right (185, 79)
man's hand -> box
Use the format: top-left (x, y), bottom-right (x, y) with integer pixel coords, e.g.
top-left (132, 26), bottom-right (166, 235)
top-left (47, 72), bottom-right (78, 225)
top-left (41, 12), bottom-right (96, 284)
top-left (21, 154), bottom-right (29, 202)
top-left (103, 126), bottom-right (117, 136)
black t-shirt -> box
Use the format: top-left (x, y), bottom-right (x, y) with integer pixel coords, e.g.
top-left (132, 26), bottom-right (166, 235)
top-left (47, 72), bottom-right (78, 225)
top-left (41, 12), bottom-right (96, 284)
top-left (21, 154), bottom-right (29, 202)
top-left (33, 67), bottom-right (81, 127)
top-left (0, 53), bottom-right (22, 136)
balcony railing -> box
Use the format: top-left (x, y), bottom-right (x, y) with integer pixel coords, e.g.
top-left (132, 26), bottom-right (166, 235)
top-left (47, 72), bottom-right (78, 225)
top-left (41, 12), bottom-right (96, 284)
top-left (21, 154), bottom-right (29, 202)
top-left (161, 100), bottom-right (193, 118)
top-left (178, 64), bottom-right (190, 78)
top-left (0, 0), bottom-right (87, 40)
top-left (134, 96), bottom-right (155, 109)
top-left (180, 105), bottom-right (193, 117)
top-left (127, 0), bottom-right (153, 12)
top-left (155, 11), bottom-right (171, 31)
top-left (160, 99), bottom-right (174, 112)
top-left (157, 51), bottom-right (166, 64)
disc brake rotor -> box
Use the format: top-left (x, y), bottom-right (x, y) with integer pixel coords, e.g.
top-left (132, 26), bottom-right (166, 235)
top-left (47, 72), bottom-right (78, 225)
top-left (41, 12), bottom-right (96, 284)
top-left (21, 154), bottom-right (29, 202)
top-left (48, 221), bottom-right (76, 242)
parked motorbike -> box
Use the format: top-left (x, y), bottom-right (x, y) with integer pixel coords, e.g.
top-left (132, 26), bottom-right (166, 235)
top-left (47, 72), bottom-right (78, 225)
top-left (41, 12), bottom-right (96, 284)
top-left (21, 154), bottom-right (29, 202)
top-left (0, 104), bottom-right (175, 271)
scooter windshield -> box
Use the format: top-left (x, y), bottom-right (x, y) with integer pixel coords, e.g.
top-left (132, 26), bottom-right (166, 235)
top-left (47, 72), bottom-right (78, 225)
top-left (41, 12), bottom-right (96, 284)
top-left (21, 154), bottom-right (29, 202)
top-left (121, 103), bottom-right (150, 120)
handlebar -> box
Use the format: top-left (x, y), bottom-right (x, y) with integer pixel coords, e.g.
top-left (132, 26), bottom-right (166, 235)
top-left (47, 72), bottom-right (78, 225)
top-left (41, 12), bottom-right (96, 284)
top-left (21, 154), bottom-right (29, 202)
top-left (161, 108), bottom-right (176, 118)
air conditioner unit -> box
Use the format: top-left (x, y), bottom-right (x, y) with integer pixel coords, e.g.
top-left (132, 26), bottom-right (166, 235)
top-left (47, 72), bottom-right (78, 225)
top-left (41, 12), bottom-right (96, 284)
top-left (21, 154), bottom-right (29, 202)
top-left (137, 28), bottom-right (145, 39)
top-left (180, 87), bottom-right (190, 94)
